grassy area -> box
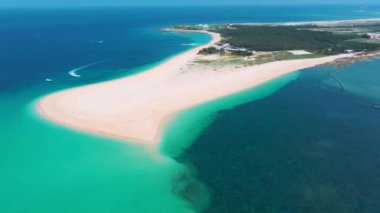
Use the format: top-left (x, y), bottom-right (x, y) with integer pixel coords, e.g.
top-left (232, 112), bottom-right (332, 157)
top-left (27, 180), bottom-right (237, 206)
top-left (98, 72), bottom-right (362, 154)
top-left (261, 51), bottom-right (323, 61)
top-left (349, 38), bottom-right (380, 44)
top-left (194, 55), bottom-right (249, 66)
top-left (194, 51), bottom-right (323, 67)
top-left (304, 23), bottom-right (380, 34)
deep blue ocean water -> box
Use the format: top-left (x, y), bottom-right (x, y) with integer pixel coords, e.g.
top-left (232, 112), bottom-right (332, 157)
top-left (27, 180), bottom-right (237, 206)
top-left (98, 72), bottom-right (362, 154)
top-left (1, 5), bottom-right (380, 95)
top-left (1, 5), bottom-right (380, 212)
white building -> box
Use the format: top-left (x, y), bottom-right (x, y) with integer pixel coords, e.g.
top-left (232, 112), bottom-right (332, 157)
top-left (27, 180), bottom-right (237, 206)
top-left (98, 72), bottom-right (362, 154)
top-left (212, 43), bottom-right (230, 51)
top-left (366, 33), bottom-right (380, 40)
top-left (197, 24), bottom-right (209, 30)
top-left (224, 47), bottom-right (247, 53)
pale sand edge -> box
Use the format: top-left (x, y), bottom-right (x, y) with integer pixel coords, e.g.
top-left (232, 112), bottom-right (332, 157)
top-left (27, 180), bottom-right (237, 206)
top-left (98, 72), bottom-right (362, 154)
top-left (36, 30), bottom-right (355, 146)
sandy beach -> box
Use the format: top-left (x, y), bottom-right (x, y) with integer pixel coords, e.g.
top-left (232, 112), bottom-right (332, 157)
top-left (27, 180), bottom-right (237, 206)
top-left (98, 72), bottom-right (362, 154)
top-left (37, 31), bottom-right (352, 146)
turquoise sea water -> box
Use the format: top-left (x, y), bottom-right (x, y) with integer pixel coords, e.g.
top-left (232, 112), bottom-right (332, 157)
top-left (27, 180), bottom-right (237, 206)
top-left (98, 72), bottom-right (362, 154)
top-left (1, 5), bottom-right (380, 212)
top-left (0, 14), bottom-right (210, 211)
top-left (0, 45), bottom-right (208, 213)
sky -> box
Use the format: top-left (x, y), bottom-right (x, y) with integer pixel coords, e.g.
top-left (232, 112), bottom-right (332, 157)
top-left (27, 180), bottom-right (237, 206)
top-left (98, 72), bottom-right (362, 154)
top-left (0, 0), bottom-right (378, 8)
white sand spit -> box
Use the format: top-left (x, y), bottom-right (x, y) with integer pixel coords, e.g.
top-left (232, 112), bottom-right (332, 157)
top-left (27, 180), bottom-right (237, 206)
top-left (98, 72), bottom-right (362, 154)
top-left (37, 31), bottom-right (352, 146)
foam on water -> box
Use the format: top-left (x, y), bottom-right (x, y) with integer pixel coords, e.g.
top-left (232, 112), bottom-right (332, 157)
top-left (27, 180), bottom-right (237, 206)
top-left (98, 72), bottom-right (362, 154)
top-left (181, 43), bottom-right (199, 46)
top-left (68, 60), bottom-right (107, 78)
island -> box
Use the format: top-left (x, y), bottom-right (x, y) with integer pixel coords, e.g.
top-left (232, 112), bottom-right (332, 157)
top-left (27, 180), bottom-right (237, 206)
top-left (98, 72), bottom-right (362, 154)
top-left (37, 19), bottom-right (380, 148)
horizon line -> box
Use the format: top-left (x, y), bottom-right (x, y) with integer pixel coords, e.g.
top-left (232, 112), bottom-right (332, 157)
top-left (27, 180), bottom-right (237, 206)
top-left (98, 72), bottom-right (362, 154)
top-left (0, 2), bottom-right (379, 9)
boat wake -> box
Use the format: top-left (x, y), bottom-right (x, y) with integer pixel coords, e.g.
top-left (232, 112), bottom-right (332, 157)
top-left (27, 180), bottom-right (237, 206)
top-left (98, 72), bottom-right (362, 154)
top-left (68, 60), bottom-right (107, 78)
top-left (68, 56), bottom-right (131, 78)
top-left (181, 43), bottom-right (198, 46)
top-left (68, 70), bottom-right (81, 78)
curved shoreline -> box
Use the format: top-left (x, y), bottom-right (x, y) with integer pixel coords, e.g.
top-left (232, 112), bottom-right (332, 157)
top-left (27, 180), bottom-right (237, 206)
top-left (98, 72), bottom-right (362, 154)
top-left (37, 30), bottom-right (352, 147)
top-left (37, 31), bottom-right (221, 145)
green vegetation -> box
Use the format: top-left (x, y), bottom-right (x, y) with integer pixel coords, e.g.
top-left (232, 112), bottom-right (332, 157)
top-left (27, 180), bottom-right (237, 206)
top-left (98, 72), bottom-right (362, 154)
top-left (198, 47), bottom-right (252, 56)
top-left (174, 25), bottom-right (204, 31)
top-left (349, 38), bottom-right (380, 44)
top-left (256, 51), bottom-right (323, 63)
top-left (213, 25), bottom-right (380, 54)
top-left (173, 24), bottom-right (227, 31)
top-left (194, 55), bottom-right (249, 66)
top-left (198, 47), bottom-right (218, 55)
top-left (174, 21), bottom-right (380, 67)
top-left (305, 23), bottom-right (380, 35)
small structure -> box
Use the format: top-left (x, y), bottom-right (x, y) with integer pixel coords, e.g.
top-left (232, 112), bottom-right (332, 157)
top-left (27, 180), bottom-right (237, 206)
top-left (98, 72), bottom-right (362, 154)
top-left (366, 33), bottom-right (380, 40)
top-left (212, 43), bottom-right (230, 51)
top-left (225, 47), bottom-right (247, 52)
top-left (345, 49), bottom-right (354, 53)
top-left (206, 42), bottom-right (253, 56)
top-left (197, 24), bottom-right (209, 30)
top-left (226, 24), bottom-right (237, 30)
top-left (224, 46), bottom-right (251, 55)
top-left (288, 50), bottom-right (313, 55)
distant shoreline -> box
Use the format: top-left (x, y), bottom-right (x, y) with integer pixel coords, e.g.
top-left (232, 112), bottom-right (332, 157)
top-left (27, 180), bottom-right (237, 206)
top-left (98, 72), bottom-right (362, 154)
top-left (232, 18), bottom-right (380, 26)
top-left (37, 23), bottom-right (356, 148)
